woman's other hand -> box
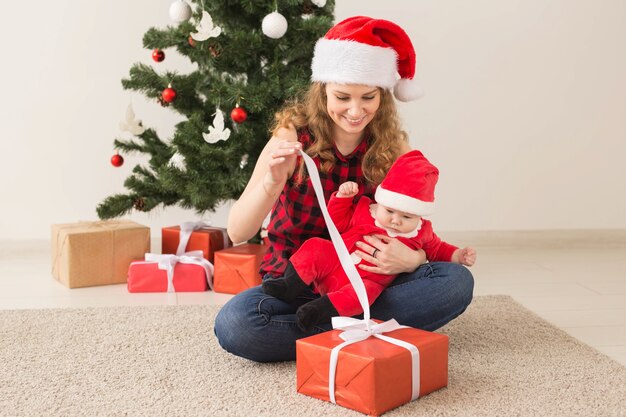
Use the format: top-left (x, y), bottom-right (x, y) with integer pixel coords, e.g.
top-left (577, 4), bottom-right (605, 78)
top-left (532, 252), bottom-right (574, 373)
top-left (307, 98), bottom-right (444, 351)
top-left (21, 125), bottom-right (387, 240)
top-left (355, 234), bottom-right (427, 275)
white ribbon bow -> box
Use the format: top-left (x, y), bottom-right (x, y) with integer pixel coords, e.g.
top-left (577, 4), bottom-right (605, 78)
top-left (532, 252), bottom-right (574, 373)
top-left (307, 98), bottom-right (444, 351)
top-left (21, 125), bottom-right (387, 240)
top-left (176, 221), bottom-right (211, 256)
top-left (144, 250), bottom-right (214, 292)
top-left (299, 150), bottom-right (421, 404)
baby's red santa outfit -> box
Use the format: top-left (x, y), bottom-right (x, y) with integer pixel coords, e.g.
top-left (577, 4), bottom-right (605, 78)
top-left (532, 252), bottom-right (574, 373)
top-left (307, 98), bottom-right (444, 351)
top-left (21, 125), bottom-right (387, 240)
top-left (289, 150), bottom-right (458, 318)
top-left (263, 150), bottom-right (459, 331)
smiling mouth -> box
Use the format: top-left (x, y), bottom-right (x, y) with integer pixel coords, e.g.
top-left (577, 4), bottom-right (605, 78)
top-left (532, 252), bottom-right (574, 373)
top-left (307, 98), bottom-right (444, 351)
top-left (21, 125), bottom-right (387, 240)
top-left (343, 115), bottom-right (366, 125)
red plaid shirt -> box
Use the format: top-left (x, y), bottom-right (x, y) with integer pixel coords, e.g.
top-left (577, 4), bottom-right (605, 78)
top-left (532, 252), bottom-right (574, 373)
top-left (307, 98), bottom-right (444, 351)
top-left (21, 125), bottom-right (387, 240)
top-left (260, 128), bottom-right (376, 277)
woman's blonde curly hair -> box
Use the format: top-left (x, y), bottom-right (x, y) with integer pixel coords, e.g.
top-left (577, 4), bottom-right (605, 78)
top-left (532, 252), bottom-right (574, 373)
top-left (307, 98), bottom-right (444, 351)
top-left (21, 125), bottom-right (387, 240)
top-left (271, 82), bottom-right (408, 186)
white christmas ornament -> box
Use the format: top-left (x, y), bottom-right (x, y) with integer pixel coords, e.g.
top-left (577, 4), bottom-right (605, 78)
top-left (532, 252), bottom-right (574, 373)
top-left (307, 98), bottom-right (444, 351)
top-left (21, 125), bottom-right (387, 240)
top-left (221, 72), bottom-right (248, 85)
top-left (202, 108), bottom-right (231, 144)
top-left (262, 12), bottom-right (288, 39)
top-left (191, 11), bottom-right (222, 41)
top-left (311, 0), bottom-right (327, 6)
top-left (119, 104), bottom-right (145, 136)
top-left (240, 154), bottom-right (249, 169)
top-left (169, 0), bottom-right (192, 22)
top-left (169, 151), bottom-right (186, 171)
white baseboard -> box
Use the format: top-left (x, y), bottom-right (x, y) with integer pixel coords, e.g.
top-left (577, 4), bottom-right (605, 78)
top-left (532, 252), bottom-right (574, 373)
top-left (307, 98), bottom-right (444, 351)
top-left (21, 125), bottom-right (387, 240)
top-left (436, 229), bottom-right (626, 249)
top-left (2, 230), bottom-right (626, 256)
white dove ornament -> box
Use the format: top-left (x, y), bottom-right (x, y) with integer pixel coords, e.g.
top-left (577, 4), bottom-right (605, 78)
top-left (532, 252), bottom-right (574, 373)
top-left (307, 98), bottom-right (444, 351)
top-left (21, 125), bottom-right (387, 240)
top-left (169, 151), bottom-right (186, 171)
top-left (202, 109), bottom-right (231, 144)
top-left (119, 104), bottom-right (145, 135)
top-left (191, 11), bottom-right (222, 41)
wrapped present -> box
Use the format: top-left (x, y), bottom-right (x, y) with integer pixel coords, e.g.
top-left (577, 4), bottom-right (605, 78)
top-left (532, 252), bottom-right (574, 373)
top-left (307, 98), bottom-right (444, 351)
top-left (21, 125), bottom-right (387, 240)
top-left (128, 251), bottom-right (214, 293)
top-left (296, 318), bottom-right (448, 416)
top-left (51, 220), bottom-right (150, 288)
top-left (213, 243), bottom-right (268, 294)
top-left (161, 221), bottom-right (231, 263)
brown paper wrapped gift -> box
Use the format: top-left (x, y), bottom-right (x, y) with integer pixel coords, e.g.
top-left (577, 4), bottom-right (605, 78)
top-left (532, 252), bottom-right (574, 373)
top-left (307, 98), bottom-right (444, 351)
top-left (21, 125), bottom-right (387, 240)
top-left (213, 243), bottom-right (268, 294)
top-left (161, 225), bottom-right (231, 263)
top-left (51, 220), bottom-right (150, 288)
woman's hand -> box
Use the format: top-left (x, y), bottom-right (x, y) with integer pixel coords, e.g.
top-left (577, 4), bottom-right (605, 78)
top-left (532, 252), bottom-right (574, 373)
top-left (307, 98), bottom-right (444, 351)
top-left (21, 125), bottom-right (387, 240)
top-left (355, 234), bottom-right (427, 275)
top-left (264, 140), bottom-right (301, 191)
top-left (227, 126), bottom-right (298, 243)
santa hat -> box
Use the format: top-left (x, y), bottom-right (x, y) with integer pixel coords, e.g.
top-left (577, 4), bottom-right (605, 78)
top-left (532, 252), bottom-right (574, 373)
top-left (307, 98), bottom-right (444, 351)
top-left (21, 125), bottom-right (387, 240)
top-left (374, 150), bottom-right (438, 216)
top-left (311, 16), bottom-right (424, 102)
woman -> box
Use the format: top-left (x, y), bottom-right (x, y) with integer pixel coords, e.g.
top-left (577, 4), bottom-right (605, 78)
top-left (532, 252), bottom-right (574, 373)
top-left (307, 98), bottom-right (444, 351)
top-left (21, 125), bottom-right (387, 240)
top-left (214, 16), bottom-right (474, 362)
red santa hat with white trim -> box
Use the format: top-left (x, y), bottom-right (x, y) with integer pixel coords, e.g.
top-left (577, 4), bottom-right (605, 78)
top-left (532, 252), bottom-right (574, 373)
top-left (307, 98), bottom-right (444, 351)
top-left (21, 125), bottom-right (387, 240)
top-left (375, 150), bottom-right (438, 215)
top-left (311, 16), bottom-right (424, 101)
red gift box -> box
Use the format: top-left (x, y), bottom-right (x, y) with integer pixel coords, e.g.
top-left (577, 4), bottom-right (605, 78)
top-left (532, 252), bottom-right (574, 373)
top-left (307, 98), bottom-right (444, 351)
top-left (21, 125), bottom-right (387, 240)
top-left (128, 254), bottom-right (213, 292)
top-left (213, 244), bottom-right (268, 294)
top-left (296, 322), bottom-right (448, 416)
top-left (161, 224), bottom-right (231, 263)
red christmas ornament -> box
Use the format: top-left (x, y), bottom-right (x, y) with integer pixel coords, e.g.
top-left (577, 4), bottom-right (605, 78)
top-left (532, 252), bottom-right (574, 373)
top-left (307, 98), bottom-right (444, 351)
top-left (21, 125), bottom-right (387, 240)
top-left (188, 36), bottom-right (196, 47)
top-left (230, 105), bottom-right (248, 123)
top-left (162, 85), bottom-right (177, 103)
top-left (152, 49), bottom-right (165, 62)
top-left (110, 153), bottom-right (124, 167)
top-left (208, 43), bottom-right (221, 57)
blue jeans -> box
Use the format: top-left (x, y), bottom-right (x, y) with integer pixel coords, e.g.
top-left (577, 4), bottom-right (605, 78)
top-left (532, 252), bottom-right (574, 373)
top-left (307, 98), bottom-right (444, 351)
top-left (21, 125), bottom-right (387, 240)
top-left (214, 262), bottom-right (474, 362)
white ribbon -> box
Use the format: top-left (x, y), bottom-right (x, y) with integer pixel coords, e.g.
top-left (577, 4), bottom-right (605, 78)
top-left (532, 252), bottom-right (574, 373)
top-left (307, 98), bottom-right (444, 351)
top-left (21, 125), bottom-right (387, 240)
top-left (176, 221), bottom-right (212, 256)
top-left (299, 150), bottom-right (421, 404)
top-left (144, 250), bottom-right (215, 292)
top-left (299, 151), bottom-right (371, 326)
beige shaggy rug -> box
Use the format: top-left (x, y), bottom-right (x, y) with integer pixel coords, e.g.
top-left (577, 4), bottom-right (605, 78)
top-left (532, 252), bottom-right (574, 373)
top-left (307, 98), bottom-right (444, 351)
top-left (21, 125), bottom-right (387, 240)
top-left (1, 295), bottom-right (624, 417)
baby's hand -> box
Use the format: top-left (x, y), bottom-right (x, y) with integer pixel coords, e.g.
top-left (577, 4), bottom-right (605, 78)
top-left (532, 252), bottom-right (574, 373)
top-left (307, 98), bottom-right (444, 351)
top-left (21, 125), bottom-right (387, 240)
top-left (452, 247), bottom-right (477, 267)
top-left (336, 181), bottom-right (359, 198)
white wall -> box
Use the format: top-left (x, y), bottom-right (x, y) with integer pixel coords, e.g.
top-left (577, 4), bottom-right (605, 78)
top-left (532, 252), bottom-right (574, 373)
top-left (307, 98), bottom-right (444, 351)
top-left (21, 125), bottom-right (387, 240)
top-left (1, 0), bottom-right (624, 239)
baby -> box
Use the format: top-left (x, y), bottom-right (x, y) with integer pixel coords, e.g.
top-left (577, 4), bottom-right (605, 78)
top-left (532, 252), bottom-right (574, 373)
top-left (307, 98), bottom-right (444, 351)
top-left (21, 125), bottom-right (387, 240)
top-left (262, 150), bottom-right (476, 331)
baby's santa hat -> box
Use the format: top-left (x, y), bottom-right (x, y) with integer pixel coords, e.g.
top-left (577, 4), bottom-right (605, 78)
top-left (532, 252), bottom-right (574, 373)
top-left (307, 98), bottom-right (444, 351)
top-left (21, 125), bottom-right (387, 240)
top-left (311, 16), bottom-right (424, 102)
top-left (375, 150), bottom-right (438, 216)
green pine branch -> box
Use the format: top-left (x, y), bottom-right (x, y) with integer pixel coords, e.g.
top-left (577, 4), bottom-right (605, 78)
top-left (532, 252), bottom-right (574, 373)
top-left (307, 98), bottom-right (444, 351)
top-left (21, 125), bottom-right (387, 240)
top-left (143, 23), bottom-right (195, 49)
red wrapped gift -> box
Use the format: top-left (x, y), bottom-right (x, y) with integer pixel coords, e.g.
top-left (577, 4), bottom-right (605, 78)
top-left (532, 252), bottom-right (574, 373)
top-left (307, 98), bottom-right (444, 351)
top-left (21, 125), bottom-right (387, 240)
top-left (213, 243), bottom-right (268, 294)
top-left (127, 251), bottom-right (214, 293)
top-left (161, 221), bottom-right (231, 263)
top-left (297, 318), bottom-right (448, 416)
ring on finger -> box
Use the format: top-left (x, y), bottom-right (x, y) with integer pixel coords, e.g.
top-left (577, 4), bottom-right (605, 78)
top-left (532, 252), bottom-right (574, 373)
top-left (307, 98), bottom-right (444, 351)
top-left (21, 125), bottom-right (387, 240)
top-left (372, 249), bottom-right (379, 258)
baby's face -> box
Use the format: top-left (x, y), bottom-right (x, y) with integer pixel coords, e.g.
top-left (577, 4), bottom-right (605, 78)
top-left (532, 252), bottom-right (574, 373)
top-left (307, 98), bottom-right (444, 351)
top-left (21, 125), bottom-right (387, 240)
top-left (374, 204), bottom-right (422, 234)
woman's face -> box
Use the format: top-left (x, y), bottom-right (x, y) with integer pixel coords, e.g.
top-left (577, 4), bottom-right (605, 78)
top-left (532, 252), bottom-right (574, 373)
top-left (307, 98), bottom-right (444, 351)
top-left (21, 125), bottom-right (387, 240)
top-left (325, 83), bottom-right (381, 138)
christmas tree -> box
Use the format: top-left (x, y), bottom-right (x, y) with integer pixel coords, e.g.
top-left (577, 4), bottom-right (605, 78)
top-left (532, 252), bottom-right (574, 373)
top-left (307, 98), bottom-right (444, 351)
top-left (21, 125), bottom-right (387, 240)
top-left (97, 0), bottom-right (334, 220)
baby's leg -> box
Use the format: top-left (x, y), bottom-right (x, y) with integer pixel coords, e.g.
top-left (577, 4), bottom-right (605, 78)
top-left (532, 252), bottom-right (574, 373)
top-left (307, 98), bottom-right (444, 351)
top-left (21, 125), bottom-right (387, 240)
top-left (262, 260), bottom-right (310, 302)
top-left (262, 238), bottom-right (339, 303)
top-left (296, 296), bottom-right (338, 332)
